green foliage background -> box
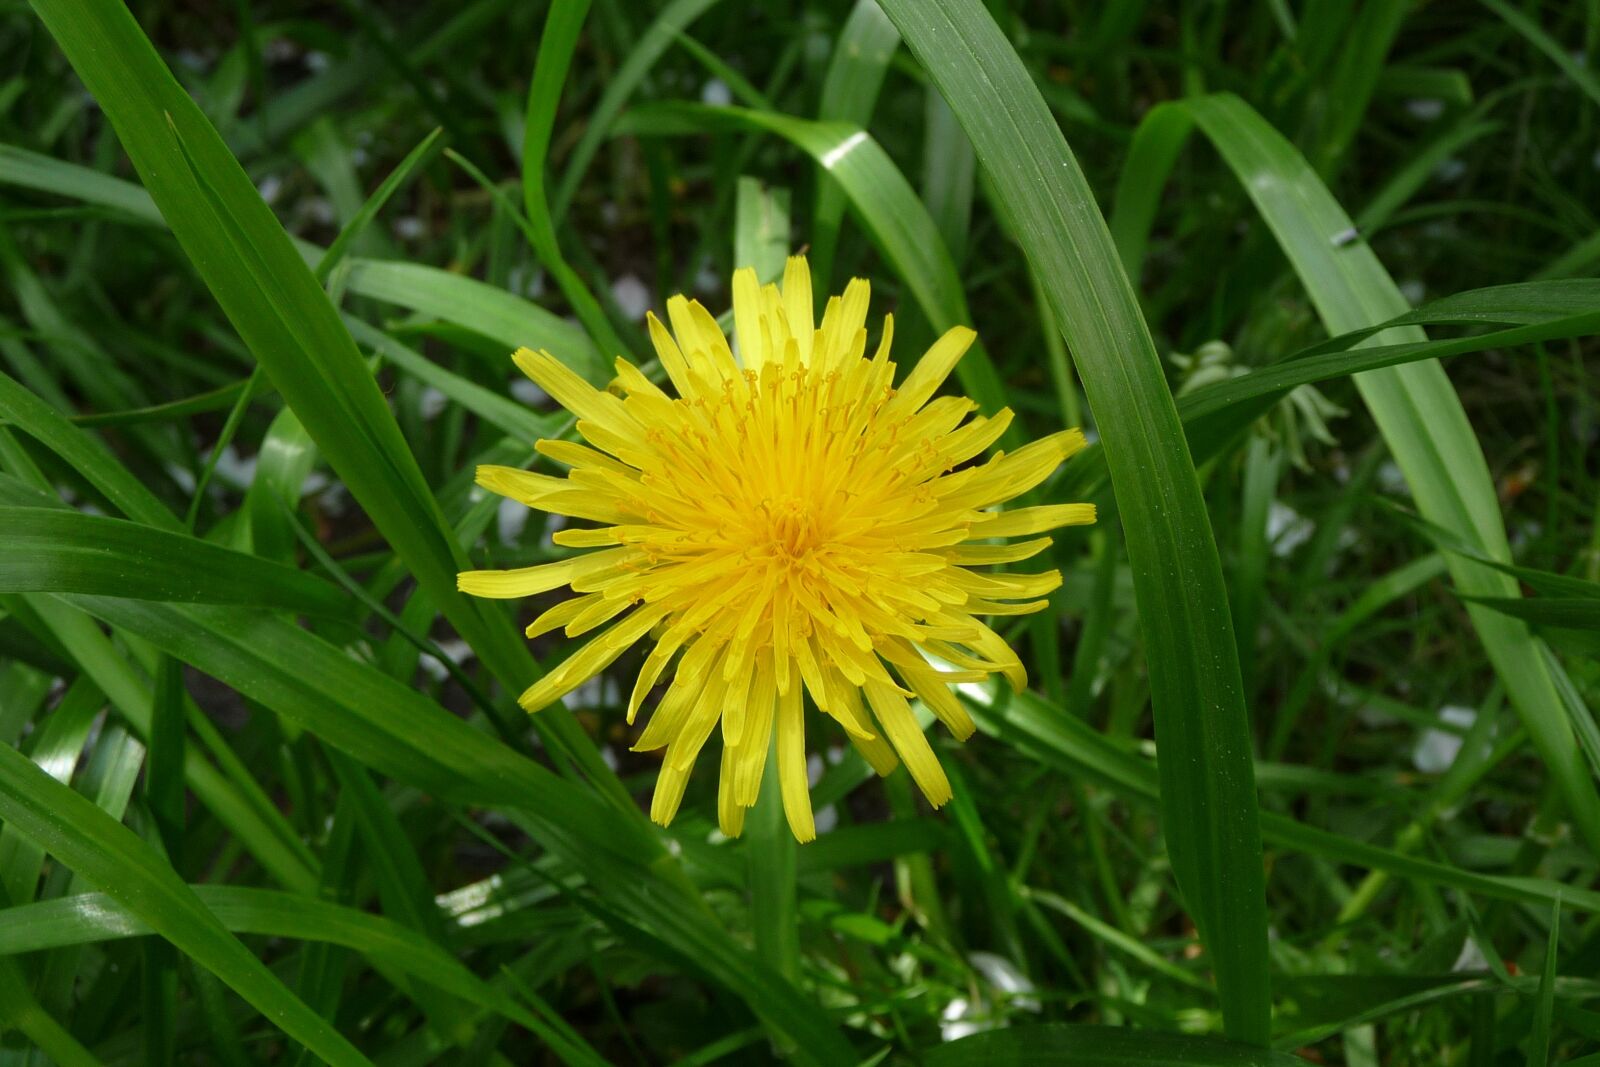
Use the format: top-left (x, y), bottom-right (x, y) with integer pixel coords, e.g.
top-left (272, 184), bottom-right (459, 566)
top-left (0, 0), bottom-right (1598, 1063)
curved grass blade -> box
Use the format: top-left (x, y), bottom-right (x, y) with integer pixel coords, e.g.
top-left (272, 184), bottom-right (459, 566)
top-left (0, 506), bottom-right (347, 616)
top-left (27, 0), bottom-right (643, 837)
top-left (60, 594), bottom-right (858, 1065)
top-left (0, 370), bottom-right (181, 531)
top-left (877, 0), bottom-right (1270, 1042)
top-left (1177, 91), bottom-right (1600, 858)
top-left (0, 740), bottom-right (370, 1066)
top-left (551, 0), bottom-right (723, 221)
top-left (0, 885), bottom-right (607, 1065)
top-left (963, 683), bottom-right (1600, 915)
top-left (1479, 0), bottom-right (1600, 110)
top-left (520, 0), bottom-right (630, 362)
top-left (811, 0), bottom-right (900, 288)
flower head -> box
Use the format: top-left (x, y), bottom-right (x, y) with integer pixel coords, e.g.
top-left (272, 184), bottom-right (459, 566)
top-left (460, 256), bottom-right (1094, 841)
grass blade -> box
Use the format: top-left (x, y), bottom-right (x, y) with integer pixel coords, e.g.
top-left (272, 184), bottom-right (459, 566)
top-left (0, 506), bottom-right (347, 616)
top-left (0, 739), bottom-right (369, 1065)
top-left (1177, 91), bottom-right (1600, 858)
top-left (927, 1024), bottom-right (1307, 1066)
top-left (878, 0), bottom-right (1270, 1042)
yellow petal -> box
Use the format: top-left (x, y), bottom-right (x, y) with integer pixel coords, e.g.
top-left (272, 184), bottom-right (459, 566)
top-left (718, 745), bottom-right (747, 837)
top-left (890, 325), bottom-right (976, 416)
top-left (650, 759), bottom-right (693, 826)
top-left (534, 439), bottom-right (636, 477)
top-left (782, 255), bottom-right (814, 362)
top-left (512, 347), bottom-right (640, 437)
top-left (612, 356), bottom-right (666, 399)
top-left (969, 503), bottom-right (1097, 538)
top-left (940, 429), bottom-right (1087, 509)
top-left (645, 310), bottom-right (695, 395)
top-left (458, 548), bottom-right (630, 599)
top-left (735, 651), bottom-right (777, 806)
top-left (518, 604), bottom-right (668, 713)
top-left (945, 537), bottom-right (1053, 566)
top-left (731, 266), bottom-right (765, 368)
top-left (524, 594), bottom-right (595, 639)
top-left (776, 681), bottom-right (814, 842)
top-left (888, 640), bottom-right (977, 741)
top-left (863, 678), bottom-right (952, 808)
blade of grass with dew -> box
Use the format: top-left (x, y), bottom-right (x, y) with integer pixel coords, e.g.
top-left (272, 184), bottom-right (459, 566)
top-left (1177, 91), bottom-right (1600, 858)
top-left (877, 0), bottom-right (1270, 1042)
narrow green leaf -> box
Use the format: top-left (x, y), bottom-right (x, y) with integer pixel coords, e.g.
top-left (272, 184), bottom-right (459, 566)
top-left (1479, 0), bottom-right (1600, 110)
top-left (0, 506), bottom-right (348, 616)
top-left (878, 0), bottom-right (1270, 1042)
top-left (58, 594), bottom-right (857, 1065)
top-left (551, 0), bottom-right (724, 221)
top-left (521, 0), bottom-right (631, 361)
top-left (1178, 91), bottom-right (1600, 858)
top-left (1527, 901), bottom-right (1560, 1066)
top-left (926, 1024), bottom-right (1307, 1066)
top-left (0, 740), bottom-right (369, 1065)
top-left (963, 681), bottom-right (1600, 915)
top-left (811, 0), bottom-right (900, 287)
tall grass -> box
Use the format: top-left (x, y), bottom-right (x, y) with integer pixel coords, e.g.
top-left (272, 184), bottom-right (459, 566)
top-left (0, 0), bottom-right (1597, 1063)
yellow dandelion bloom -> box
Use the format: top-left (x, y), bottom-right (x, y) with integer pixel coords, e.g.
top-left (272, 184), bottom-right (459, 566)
top-left (460, 256), bottom-right (1094, 842)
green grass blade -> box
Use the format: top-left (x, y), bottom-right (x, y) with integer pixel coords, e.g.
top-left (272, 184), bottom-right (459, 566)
top-left (810, 0), bottom-right (900, 288)
top-left (1479, 0), bottom-right (1600, 110)
top-left (926, 1024), bottom-right (1307, 1066)
top-left (521, 0), bottom-right (630, 361)
top-left (59, 594), bottom-right (858, 1065)
top-left (1179, 91), bottom-right (1600, 858)
top-left (0, 960), bottom-right (100, 1067)
top-left (551, 0), bottom-right (723, 221)
top-left (964, 683), bottom-right (1600, 915)
top-left (0, 506), bottom-right (348, 615)
top-left (878, 0), bottom-right (1270, 1042)
top-left (0, 739), bottom-right (370, 1065)
top-left (313, 126), bottom-right (443, 283)
top-left (1527, 900), bottom-right (1559, 1065)
top-left (0, 369), bottom-right (181, 531)
top-left (27, 0), bottom-right (642, 837)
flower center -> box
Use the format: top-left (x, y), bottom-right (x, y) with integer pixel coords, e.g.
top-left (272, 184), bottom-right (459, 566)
top-left (766, 496), bottom-right (822, 560)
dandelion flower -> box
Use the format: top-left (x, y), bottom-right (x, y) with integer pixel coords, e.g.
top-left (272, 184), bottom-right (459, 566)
top-left (460, 256), bottom-right (1095, 841)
